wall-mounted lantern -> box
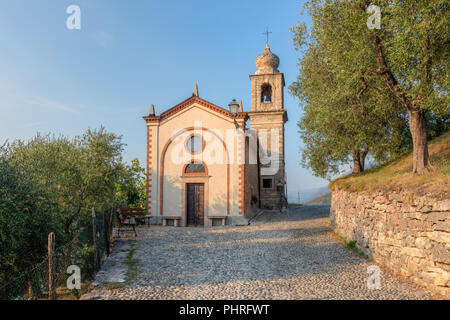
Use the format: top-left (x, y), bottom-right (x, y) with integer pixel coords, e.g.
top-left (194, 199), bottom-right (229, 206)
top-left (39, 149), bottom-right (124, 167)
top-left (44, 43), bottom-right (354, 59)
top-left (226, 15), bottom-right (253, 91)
top-left (228, 99), bottom-right (240, 129)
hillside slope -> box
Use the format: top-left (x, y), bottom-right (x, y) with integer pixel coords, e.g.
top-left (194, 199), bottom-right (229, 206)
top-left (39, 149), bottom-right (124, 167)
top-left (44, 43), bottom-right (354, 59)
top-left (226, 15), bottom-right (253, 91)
top-left (305, 192), bottom-right (331, 205)
top-left (330, 131), bottom-right (450, 199)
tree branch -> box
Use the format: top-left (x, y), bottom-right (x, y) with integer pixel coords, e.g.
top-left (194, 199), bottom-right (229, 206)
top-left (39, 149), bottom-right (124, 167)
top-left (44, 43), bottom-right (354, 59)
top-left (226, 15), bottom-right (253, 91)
top-left (369, 33), bottom-right (415, 111)
top-left (357, 71), bottom-right (368, 100)
top-left (359, 1), bottom-right (417, 112)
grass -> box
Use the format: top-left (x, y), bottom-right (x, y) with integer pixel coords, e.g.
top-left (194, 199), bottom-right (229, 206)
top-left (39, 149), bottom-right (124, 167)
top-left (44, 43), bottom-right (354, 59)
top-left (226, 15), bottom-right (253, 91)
top-left (345, 241), bottom-right (369, 259)
top-left (329, 131), bottom-right (450, 198)
top-left (334, 233), bottom-right (369, 259)
top-left (103, 281), bottom-right (127, 290)
top-left (124, 240), bottom-right (140, 283)
top-left (39, 240), bottom-right (141, 297)
top-left (288, 203), bottom-right (303, 207)
top-left (97, 240), bottom-right (141, 291)
top-left (36, 279), bottom-right (92, 300)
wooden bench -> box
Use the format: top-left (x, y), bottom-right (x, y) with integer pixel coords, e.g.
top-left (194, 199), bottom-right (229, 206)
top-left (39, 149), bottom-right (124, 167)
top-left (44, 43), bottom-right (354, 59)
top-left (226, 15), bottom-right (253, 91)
top-left (208, 216), bottom-right (227, 226)
top-left (162, 216), bottom-right (182, 227)
top-left (116, 207), bottom-right (147, 237)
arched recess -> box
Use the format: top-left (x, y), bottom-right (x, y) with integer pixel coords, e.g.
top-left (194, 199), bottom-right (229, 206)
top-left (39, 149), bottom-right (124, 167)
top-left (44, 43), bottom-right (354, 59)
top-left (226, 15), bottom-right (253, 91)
top-left (261, 83), bottom-right (272, 103)
top-left (160, 127), bottom-right (230, 216)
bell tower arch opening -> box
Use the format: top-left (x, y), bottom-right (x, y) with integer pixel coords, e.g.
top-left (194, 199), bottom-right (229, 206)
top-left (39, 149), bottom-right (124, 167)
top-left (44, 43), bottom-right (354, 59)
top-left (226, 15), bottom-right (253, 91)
top-left (261, 83), bottom-right (272, 103)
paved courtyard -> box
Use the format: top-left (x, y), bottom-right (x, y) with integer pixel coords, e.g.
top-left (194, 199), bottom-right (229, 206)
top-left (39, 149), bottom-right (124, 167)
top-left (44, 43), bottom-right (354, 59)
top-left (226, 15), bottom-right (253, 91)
top-left (82, 205), bottom-right (434, 300)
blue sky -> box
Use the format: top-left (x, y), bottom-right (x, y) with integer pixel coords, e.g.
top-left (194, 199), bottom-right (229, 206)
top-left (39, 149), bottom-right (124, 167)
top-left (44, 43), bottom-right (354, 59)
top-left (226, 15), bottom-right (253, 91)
top-left (0, 0), bottom-right (328, 200)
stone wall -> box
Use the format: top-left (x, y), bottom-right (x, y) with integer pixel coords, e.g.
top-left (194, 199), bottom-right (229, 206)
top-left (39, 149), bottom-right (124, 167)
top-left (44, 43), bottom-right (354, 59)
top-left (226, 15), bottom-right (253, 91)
top-left (330, 189), bottom-right (450, 297)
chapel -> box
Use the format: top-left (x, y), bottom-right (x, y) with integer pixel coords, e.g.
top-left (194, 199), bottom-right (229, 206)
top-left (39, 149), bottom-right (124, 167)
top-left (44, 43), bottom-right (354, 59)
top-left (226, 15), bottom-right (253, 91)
top-left (143, 45), bottom-right (287, 227)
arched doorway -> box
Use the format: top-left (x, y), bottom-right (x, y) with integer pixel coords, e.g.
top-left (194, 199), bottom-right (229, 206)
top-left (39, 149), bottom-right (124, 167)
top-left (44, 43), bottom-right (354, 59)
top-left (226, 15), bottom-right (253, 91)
top-left (183, 161), bottom-right (208, 226)
top-left (186, 183), bottom-right (205, 226)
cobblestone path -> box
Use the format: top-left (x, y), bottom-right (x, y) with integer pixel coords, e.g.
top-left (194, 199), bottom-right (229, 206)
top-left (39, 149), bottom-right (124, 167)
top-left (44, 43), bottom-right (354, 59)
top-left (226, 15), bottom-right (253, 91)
top-left (82, 205), bottom-right (434, 299)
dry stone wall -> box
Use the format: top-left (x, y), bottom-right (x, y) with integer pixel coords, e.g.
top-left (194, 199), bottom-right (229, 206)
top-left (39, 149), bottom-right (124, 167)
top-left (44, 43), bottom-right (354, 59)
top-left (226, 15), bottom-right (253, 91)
top-left (330, 189), bottom-right (450, 297)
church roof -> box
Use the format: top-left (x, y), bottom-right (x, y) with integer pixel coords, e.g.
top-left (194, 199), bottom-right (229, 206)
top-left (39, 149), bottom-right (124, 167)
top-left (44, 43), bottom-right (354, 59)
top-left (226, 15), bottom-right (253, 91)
top-left (143, 96), bottom-right (248, 123)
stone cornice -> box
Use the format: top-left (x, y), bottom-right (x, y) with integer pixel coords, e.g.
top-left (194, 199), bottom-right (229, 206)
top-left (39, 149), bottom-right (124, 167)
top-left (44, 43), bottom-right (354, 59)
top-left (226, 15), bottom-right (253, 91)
top-left (247, 109), bottom-right (288, 122)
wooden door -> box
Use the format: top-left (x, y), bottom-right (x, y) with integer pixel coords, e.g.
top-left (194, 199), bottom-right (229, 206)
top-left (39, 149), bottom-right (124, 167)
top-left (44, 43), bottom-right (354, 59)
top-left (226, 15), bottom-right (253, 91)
top-left (187, 183), bottom-right (204, 226)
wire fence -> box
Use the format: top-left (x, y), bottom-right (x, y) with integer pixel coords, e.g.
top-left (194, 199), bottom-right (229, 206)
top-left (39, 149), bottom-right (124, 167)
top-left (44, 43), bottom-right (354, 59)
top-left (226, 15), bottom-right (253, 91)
top-left (0, 209), bottom-right (114, 300)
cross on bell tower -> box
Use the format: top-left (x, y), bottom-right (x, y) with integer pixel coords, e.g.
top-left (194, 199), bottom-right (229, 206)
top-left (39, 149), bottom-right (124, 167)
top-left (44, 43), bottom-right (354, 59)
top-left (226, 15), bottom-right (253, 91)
top-left (262, 27), bottom-right (272, 45)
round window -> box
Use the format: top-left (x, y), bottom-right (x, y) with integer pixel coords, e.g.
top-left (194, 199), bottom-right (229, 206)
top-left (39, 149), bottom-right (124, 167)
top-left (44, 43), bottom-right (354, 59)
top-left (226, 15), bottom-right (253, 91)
top-left (186, 136), bottom-right (203, 153)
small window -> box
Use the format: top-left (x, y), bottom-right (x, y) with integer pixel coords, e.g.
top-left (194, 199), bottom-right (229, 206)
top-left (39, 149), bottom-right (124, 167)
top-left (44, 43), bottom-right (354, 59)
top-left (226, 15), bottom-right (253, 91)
top-left (261, 84), bottom-right (272, 103)
top-left (262, 178), bottom-right (273, 189)
top-left (185, 161), bottom-right (206, 174)
top-left (186, 136), bottom-right (203, 153)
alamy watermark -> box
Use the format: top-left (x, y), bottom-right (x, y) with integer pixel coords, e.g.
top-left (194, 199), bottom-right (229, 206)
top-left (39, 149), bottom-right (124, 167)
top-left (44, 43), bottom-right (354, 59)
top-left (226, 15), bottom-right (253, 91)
top-left (66, 5), bottom-right (81, 30)
top-left (66, 265), bottom-right (81, 290)
top-left (366, 4), bottom-right (381, 30)
top-left (367, 265), bottom-right (381, 290)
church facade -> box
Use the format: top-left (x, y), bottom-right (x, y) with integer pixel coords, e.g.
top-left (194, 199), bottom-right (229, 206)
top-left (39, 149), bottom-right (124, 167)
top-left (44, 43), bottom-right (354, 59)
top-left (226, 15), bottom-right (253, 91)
top-left (143, 45), bottom-right (287, 227)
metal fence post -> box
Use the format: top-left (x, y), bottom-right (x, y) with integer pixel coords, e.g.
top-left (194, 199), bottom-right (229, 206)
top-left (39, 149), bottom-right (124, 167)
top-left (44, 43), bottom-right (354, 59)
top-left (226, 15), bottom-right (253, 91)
top-left (48, 232), bottom-right (56, 300)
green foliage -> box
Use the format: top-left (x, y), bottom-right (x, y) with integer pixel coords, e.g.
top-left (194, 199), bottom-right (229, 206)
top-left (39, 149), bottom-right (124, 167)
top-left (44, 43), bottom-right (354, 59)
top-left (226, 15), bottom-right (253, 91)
top-left (345, 240), bottom-right (369, 259)
top-left (115, 158), bottom-right (146, 208)
top-left (334, 233), bottom-right (369, 259)
top-left (346, 240), bottom-right (357, 249)
top-left (0, 148), bottom-right (62, 298)
top-left (290, 0), bottom-right (449, 178)
top-left (79, 244), bottom-right (96, 278)
top-left (371, 0), bottom-right (449, 114)
top-left (6, 127), bottom-right (125, 232)
top-left (290, 0), bottom-right (411, 179)
top-left (0, 126), bottom-right (142, 299)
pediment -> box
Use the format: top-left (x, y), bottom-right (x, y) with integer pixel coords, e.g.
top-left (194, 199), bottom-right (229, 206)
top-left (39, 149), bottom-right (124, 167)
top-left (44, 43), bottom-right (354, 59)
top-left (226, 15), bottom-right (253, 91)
top-left (143, 96), bottom-right (247, 123)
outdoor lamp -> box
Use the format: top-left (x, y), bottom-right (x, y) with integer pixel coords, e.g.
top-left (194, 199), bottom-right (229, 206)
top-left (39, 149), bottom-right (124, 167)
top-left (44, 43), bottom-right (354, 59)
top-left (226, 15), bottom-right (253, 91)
top-left (228, 99), bottom-right (239, 116)
top-left (228, 99), bottom-right (240, 129)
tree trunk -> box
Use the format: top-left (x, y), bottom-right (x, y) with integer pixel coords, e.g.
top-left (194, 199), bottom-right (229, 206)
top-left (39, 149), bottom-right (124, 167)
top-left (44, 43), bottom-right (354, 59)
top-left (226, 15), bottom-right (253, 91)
top-left (409, 110), bottom-right (429, 174)
top-left (352, 150), bottom-right (367, 174)
top-left (365, 27), bottom-right (431, 175)
top-left (27, 280), bottom-right (33, 300)
top-left (359, 152), bottom-right (367, 171)
top-left (353, 153), bottom-right (363, 174)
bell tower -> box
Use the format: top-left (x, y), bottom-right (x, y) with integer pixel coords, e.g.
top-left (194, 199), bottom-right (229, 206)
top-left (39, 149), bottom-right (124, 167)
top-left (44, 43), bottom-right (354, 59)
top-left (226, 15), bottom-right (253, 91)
top-left (248, 44), bottom-right (288, 209)
top-left (250, 44), bottom-right (285, 112)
